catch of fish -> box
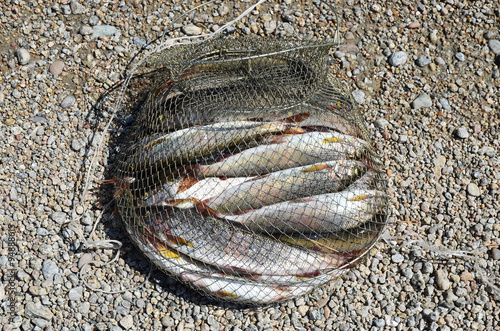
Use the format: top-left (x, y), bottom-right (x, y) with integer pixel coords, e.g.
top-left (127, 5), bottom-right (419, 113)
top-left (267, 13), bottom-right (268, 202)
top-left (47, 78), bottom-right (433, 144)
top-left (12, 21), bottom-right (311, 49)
top-left (113, 45), bottom-right (388, 304)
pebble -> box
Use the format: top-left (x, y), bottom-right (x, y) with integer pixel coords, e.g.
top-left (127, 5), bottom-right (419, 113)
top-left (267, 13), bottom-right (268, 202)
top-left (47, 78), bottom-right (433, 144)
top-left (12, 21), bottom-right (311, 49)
top-left (61, 95), bottom-right (76, 108)
top-left (407, 22), bottom-right (420, 29)
top-left (439, 98), bottom-right (451, 110)
top-left (392, 254), bottom-right (404, 263)
top-left (183, 25), bottom-right (202, 36)
top-left (25, 302), bottom-right (54, 321)
top-left (388, 51), bottom-right (407, 66)
top-left (491, 248), bottom-right (500, 260)
top-left (69, 286), bottom-right (83, 301)
top-left (49, 61), bottom-right (65, 75)
top-left (466, 183), bottom-right (481, 197)
top-left (351, 89), bottom-right (365, 104)
top-left (16, 48), bottom-right (30, 65)
top-left (374, 118), bottom-right (389, 129)
top-left (71, 138), bottom-right (87, 151)
top-left (78, 253), bottom-right (93, 269)
top-left (120, 315), bottom-right (134, 329)
top-left (488, 39), bottom-right (500, 55)
top-left (455, 52), bottom-right (465, 62)
top-left (42, 260), bottom-right (60, 280)
top-left (435, 270), bottom-right (450, 290)
top-left (50, 211), bottom-right (68, 224)
top-left (79, 25), bottom-right (93, 36)
top-left (70, 0), bottom-right (86, 14)
top-left (454, 127), bottom-right (469, 139)
top-left (339, 43), bottom-right (360, 54)
top-left (92, 25), bottom-right (120, 38)
top-left (416, 55), bottom-right (431, 67)
top-left (411, 93), bottom-right (432, 109)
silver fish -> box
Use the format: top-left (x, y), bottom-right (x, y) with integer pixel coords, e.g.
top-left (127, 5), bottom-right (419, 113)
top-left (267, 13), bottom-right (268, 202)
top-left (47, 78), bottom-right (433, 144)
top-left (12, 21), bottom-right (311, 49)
top-left (139, 207), bottom-right (346, 278)
top-left (203, 160), bottom-right (367, 215)
top-left (217, 189), bottom-right (387, 234)
top-left (191, 131), bottom-right (369, 178)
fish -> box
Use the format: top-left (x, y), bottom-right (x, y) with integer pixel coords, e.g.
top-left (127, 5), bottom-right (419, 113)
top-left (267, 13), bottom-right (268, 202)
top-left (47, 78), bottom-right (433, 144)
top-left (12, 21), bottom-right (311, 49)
top-left (189, 131), bottom-right (369, 178)
top-left (138, 207), bottom-right (347, 278)
top-left (129, 120), bottom-right (294, 167)
top-left (203, 160), bottom-right (367, 215)
top-left (276, 216), bottom-right (386, 254)
top-left (137, 176), bottom-right (253, 207)
top-left (179, 270), bottom-right (340, 304)
top-left (213, 189), bottom-right (388, 234)
top-left (132, 228), bottom-right (342, 304)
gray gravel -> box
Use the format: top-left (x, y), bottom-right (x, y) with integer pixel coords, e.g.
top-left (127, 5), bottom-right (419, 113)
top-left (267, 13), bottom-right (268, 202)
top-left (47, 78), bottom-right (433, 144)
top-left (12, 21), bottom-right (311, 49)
top-left (1, 0), bottom-right (499, 330)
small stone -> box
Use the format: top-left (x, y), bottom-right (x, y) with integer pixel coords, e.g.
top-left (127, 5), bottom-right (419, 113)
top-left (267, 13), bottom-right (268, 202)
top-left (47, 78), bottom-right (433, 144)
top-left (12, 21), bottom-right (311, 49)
top-left (416, 55), bottom-right (431, 67)
top-left (439, 98), bottom-right (451, 110)
top-left (411, 93), bottom-right (432, 109)
top-left (70, 0), bottom-right (86, 14)
top-left (49, 61), bottom-right (65, 75)
top-left (466, 183), bottom-right (481, 197)
top-left (50, 211), bottom-right (68, 224)
top-left (69, 286), bottom-right (83, 301)
top-left (131, 36), bottom-right (147, 47)
top-left (5, 118), bottom-right (15, 125)
top-left (61, 95), bottom-right (76, 108)
top-left (78, 253), bottom-right (93, 269)
top-left (488, 39), bottom-right (500, 55)
top-left (460, 271), bottom-right (474, 282)
top-left (338, 43), bottom-right (359, 54)
top-left (120, 315), bottom-right (134, 329)
top-left (374, 118), bottom-right (389, 129)
top-left (218, 5), bottom-right (229, 16)
top-left (388, 51), bottom-right (407, 66)
top-left (42, 260), bottom-right (59, 280)
top-left (373, 319), bottom-right (386, 327)
top-left (351, 89), bottom-right (365, 104)
top-left (71, 138), bottom-right (86, 151)
top-left (79, 25), bottom-right (93, 35)
top-left (25, 302), bottom-right (54, 321)
top-left (92, 25), bottom-right (120, 38)
top-left (435, 270), bottom-right (450, 290)
top-left (297, 305), bottom-right (309, 316)
top-left (183, 25), bottom-right (202, 36)
top-left (491, 248), bottom-right (500, 260)
top-left (16, 48), bottom-right (30, 65)
top-left (408, 22), bottom-right (420, 29)
top-left (392, 254), bottom-right (404, 263)
top-left (454, 127), bottom-right (469, 139)
top-left (455, 52), bottom-right (465, 62)
top-left (420, 201), bottom-right (430, 213)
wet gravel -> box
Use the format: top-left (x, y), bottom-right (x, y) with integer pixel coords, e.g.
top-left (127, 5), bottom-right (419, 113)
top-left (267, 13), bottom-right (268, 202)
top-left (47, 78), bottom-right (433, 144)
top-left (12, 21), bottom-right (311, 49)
top-left (1, 0), bottom-right (499, 330)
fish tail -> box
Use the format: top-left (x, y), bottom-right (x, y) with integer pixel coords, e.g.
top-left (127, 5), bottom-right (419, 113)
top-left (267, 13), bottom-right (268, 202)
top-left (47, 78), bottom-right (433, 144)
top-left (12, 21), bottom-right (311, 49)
top-left (283, 126), bottom-right (305, 134)
top-left (282, 112), bottom-right (310, 124)
top-left (176, 175), bottom-right (200, 193)
top-left (101, 177), bottom-right (135, 198)
top-left (191, 197), bottom-right (220, 217)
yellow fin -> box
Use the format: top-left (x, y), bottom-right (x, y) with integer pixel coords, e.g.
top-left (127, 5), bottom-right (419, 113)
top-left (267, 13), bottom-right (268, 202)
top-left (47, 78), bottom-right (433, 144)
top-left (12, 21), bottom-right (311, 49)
top-left (300, 163), bottom-right (328, 173)
top-left (348, 194), bottom-right (371, 202)
top-left (157, 246), bottom-right (180, 260)
top-left (216, 290), bottom-right (238, 297)
top-left (322, 136), bottom-right (343, 143)
top-left (145, 136), bottom-right (170, 149)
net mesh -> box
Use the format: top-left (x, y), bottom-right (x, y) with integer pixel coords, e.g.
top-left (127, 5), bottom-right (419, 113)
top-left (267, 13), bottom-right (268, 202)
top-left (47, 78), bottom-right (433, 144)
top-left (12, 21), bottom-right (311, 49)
top-left (111, 13), bottom-right (388, 304)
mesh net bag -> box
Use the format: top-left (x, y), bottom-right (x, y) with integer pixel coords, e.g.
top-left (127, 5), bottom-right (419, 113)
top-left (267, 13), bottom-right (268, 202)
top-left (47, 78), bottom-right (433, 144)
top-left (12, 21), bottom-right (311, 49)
top-left (111, 7), bottom-right (388, 305)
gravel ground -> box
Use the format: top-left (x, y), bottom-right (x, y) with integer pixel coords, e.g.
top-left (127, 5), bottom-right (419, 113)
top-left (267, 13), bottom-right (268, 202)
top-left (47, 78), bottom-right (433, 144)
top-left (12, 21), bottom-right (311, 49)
top-left (1, 0), bottom-right (499, 330)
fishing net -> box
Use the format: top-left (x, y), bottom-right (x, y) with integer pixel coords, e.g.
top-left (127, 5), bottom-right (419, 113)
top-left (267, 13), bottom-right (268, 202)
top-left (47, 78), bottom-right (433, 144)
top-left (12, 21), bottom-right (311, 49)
top-left (111, 2), bottom-right (388, 304)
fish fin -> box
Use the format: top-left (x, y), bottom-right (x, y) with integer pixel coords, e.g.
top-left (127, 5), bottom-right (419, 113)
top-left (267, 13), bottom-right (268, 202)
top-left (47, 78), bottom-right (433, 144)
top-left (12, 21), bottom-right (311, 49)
top-left (322, 136), bottom-right (344, 143)
top-left (191, 197), bottom-right (220, 217)
top-left (101, 177), bottom-right (135, 197)
top-left (282, 112), bottom-right (310, 123)
top-left (300, 163), bottom-right (329, 173)
top-left (348, 193), bottom-right (371, 202)
top-left (144, 136), bottom-right (170, 150)
top-left (214, 290), bottom-right (238, 298)
top-left (244, 174), bottom-right (270, 182)
top-left (295, 270), bottom-right (321, 278)
top-left (155, 243), bottom-right (181, 259)
top-left (176, 175), bottom-right (199, 193)
top-left (283, 126), bottom-right (306, 134)
top-left (289, 197), bottom-right (315, 203)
